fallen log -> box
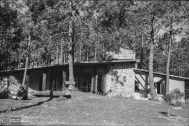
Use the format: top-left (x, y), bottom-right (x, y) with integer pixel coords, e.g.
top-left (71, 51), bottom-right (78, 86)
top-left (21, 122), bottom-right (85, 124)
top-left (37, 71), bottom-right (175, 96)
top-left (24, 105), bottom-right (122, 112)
top-left (31, 90), bottom-right (71, 97)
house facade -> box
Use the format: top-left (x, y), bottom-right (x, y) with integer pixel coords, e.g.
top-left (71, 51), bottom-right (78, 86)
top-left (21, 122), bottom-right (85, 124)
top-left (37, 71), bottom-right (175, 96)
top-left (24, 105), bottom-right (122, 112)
top-left (0, 48), bottom-right (188, 102)
top-left (0, 49), bottom-right (138, 98)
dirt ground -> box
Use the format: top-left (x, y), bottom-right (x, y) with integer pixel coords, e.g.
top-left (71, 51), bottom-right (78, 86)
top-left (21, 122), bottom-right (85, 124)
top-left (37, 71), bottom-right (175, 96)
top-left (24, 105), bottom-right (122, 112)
top-left (0, 91), bottom-right (189, 125)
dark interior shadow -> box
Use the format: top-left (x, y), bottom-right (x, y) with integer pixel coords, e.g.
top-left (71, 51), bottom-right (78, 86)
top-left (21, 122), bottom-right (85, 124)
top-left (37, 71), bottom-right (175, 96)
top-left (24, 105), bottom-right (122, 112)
top-left (159, 111), bottom-right (177, 117)
top-left (0, 97), bottom-right (54, 113)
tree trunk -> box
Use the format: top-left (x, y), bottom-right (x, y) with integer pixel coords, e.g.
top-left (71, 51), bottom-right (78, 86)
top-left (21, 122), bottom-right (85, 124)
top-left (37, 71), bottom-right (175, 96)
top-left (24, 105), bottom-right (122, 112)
top-left (149, 22), bottom-right (158, 100)
top-left (22, 35), bottom-right (31, 93)
top-left (149, 41), bottom-right (157, 100)
top-left (31, 90), bottom-right (70, 97)
top-left (140, 34), bottom-right (144, 69)
top-left (56, 46), bottom-right (59, 64)
top-left (80, 43), bottom-right (82, 60)
top-left (166, 18), bottom-right (173, 94)
top-left (61, 39), bottom-right (63, 65)
top-left (67, 0), bottom-right (75, 90)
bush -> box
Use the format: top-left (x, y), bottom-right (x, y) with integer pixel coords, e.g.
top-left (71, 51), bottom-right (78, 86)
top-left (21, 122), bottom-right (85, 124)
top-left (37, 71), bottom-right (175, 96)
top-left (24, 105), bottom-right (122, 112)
top-left (163, 88), bottom-right (184, 116)
top-left (163, 89), bottom-right (184, 105)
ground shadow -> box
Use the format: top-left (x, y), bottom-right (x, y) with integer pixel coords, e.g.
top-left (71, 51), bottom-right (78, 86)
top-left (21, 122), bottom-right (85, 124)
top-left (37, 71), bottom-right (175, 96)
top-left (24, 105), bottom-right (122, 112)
top-left (0, 97), bottom-right (54, 113)
top-left (159, 111), bottom-right (177, 117)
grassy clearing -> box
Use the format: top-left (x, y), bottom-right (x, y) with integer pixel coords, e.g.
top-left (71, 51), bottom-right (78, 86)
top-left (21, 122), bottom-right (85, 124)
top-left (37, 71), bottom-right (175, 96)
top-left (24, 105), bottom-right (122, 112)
top-left (0, 91), bottom-right (188, 125)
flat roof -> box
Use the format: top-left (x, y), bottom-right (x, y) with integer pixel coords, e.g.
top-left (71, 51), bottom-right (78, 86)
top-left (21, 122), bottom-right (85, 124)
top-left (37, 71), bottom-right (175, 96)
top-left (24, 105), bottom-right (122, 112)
top-left (134, 68), bottom-right (189, 80)
top-left (0, 59), bottom-right (138, 74)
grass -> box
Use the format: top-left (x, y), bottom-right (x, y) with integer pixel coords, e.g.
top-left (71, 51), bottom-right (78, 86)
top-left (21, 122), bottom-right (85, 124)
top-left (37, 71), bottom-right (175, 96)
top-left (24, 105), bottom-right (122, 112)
top-left (0, 91), bottom-right (189, 125)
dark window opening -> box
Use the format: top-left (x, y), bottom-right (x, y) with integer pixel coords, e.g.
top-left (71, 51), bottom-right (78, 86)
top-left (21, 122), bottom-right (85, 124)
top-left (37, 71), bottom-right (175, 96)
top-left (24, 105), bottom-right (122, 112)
top-left (135, 80), bottom-right (140, 92)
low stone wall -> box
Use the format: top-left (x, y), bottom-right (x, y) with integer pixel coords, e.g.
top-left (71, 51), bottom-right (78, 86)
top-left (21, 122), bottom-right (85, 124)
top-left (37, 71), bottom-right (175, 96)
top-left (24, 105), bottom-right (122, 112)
top-left (106, 63), bottom-right (135, 98)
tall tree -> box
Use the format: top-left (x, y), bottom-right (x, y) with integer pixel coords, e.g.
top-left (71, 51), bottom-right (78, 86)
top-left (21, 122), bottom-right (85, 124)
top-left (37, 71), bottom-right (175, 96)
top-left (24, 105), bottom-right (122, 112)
top-left (128, 1), bottom-right (167, 99)
top-left (155, 1), bottom-right (188, 94)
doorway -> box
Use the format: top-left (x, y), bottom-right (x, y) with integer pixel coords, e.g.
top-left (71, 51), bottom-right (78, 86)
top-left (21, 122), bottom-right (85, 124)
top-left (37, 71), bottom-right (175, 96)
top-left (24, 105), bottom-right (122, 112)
top-left (82, 74), bottom-right (92, 92)
top-left (97, 74), bottom-right (104, 95)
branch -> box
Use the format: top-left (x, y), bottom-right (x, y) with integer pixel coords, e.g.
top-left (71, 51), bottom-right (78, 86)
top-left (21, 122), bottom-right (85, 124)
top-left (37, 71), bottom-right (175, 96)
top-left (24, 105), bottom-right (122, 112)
top-left (51, 31), bottom-right (68, 38)
top-left (130, 21), bottom-right (149, 35)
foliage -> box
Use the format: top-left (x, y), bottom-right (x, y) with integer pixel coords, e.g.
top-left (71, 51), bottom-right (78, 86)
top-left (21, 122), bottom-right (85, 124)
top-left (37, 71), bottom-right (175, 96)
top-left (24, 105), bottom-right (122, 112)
top-left (163, 88), bottom-right (184, 117)
top-left (163, 88), bottom-right (184, 106)
top-left (0, 0), bottom-right (189, 81)
top-left (0, 0), bottom-right (22, 71)
top-left (170, 37), bottom-right (189, 77)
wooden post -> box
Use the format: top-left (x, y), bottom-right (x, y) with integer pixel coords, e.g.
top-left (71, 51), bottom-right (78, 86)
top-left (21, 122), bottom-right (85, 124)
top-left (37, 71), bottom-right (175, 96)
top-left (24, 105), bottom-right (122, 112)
top-left (42, 71), bottom-right (46, 91)
top-left (94, 66), bottom-right (98, 94)
top-left (91, 67), bottom-right (94, 93)
top-left (50, 71), bottom-right (53, 90)
top-left (52, 71), bottom-right (55, 91)
top-left (145, 73), bottom-right (148, 97)
top-left (80, 66), bottom-right (83, 90)
top-left (54, 71), bottom-right (57, 90)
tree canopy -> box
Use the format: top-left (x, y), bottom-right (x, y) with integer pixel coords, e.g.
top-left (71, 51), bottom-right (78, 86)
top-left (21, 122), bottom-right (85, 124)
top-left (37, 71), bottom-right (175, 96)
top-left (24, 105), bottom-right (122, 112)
top-left (0, 0), bottom-right (189, 79)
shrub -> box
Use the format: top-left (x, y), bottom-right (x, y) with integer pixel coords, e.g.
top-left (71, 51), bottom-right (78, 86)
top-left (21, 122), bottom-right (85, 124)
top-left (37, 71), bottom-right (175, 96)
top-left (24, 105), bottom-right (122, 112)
top-left (163, 88), bottom-right (184, 116)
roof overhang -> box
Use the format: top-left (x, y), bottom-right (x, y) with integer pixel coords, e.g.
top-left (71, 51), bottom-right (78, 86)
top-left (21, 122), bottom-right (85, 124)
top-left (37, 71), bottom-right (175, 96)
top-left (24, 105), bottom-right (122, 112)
top-left (0, 59), bottom-right (137, 75)
top-left (134, 68), bottom-right (189, 80)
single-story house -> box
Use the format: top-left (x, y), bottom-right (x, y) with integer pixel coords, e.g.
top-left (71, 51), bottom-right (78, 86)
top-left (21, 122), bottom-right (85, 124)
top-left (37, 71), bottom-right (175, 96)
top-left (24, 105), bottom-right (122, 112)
top-left (0, 48), bottom-right (188, 101)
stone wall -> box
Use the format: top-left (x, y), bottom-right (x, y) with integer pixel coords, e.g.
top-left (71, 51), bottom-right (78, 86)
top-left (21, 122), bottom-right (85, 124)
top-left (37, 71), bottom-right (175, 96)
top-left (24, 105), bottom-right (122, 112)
top-left (106, 63), bottom-right (135, 98)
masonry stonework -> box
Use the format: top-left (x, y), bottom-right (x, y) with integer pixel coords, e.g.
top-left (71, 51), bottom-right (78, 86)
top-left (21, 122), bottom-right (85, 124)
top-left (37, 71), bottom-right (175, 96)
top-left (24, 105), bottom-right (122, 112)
top-left (106, 63), bottom-right (135, 98)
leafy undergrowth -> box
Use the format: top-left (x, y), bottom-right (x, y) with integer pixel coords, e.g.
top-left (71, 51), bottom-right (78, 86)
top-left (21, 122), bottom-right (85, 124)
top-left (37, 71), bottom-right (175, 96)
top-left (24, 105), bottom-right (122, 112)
top-left (0, 91), bottom-right (188, 125)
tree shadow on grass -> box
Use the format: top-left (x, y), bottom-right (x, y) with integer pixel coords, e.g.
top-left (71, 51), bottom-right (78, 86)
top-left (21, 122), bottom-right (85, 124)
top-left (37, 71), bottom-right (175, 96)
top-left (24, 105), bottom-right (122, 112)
top-left (0, 97), bottom-right (54, 114)
top-left (0, 90), bottom-right (72, 113)
top-left (159, 111), bottom-right (177, 117)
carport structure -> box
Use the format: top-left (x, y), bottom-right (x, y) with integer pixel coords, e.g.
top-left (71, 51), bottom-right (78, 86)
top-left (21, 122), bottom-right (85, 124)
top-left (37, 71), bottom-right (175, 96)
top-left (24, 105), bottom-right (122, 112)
top-left (134, 69), bottom-right (189, 102)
